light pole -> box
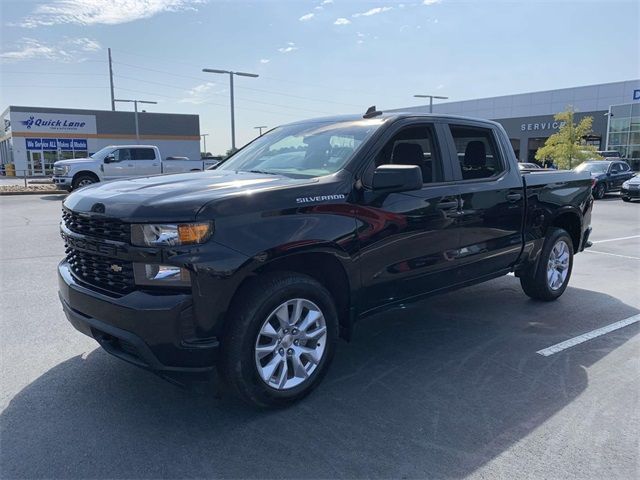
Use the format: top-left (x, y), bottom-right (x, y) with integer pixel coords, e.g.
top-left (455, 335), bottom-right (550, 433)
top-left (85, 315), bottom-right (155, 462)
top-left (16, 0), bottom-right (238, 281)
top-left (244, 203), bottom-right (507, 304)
top-left (254, 126), bottom-right (268, 136)
top-left (413, 94), bottom-right (449, 113)
top-left (114, 98), bottom-right (157, 143)
top-left (200, 134), bottom-right (209, 155)
top-left (202, 68), bottom-right (259, 151)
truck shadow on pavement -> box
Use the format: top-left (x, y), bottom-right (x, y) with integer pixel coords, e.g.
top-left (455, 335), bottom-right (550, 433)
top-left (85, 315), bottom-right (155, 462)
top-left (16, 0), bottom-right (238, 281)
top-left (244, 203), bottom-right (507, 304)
top-left (1, 278), bottom-right (638, 479)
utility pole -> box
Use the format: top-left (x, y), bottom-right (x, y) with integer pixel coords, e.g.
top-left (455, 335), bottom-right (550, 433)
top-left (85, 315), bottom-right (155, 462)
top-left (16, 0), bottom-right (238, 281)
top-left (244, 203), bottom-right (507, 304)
top-left (108, 48), bottom-right (115, 111)
top-left (200, 134), bottom-right (209, 154)
top-left (413, 94), bottom-right (449, 113)
top-left (254, 126), bottom-right (268, 136)
top-left (202, 68), bottom-right (259, 151)
top-left (114, 99), bottom-right (157, 143)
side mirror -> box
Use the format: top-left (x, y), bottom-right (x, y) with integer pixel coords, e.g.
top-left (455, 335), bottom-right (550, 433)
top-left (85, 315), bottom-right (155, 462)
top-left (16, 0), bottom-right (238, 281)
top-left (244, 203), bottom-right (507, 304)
top-left (372, 164), bottom-right (423, 193)
top-left (104, 154), bottom-right (116, 164)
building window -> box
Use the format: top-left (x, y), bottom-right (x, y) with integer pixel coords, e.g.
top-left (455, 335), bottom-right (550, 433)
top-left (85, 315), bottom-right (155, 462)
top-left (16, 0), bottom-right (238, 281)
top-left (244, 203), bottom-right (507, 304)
top-left (607, 102), bottom-right (640, 170)
top-left (509, 139), bottom-right (520, 159)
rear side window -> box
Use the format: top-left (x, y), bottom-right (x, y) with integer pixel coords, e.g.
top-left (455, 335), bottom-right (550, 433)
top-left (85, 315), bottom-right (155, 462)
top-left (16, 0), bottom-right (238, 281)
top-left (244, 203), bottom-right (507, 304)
top-left (449, 125), bottom-right (504, 180)
top-left (132, 148), bottom-right (156, 160)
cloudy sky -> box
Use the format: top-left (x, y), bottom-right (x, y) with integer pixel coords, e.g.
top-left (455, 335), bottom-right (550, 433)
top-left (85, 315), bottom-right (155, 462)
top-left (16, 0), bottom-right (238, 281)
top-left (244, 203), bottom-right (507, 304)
top-left (1, 0), bottom-right (638, 154)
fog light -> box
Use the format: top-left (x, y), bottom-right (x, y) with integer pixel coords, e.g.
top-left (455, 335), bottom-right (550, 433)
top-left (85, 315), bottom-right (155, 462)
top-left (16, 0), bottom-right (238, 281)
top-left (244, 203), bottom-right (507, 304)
top-left (133, 263), bottom-right (190, 287)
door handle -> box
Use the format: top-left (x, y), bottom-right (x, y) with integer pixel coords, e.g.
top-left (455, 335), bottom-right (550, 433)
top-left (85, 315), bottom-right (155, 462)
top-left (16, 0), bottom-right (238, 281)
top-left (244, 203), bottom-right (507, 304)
top-left (506, 192), bottom-right (522, 202)
top-left (152, 163), bottom-right (159, 166)
top-left (437, 199), bottom-right (459, 209)
top-left (127, 163), bottom-right (134, 167)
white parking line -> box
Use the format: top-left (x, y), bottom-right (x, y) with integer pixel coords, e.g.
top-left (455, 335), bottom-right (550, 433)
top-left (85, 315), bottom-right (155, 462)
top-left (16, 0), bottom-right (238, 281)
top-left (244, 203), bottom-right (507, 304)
top-left (584, 250), bottom-right (640, 260)
top-left (537, 314), bottom-right (640, 357)
top-left (591, 235), bottom-right (640, 244)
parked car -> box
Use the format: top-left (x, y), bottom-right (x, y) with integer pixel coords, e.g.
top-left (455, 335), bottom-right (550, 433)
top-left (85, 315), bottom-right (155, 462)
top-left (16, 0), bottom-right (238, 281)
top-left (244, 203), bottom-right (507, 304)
top-left (58, 110), bottom-right (593, 407)
top-left (518, 162), bottom-right (542, 170)
top-left (620, 174), bottom-right (640, 202)
top-left (574, 160), bottom-right (635, 199)
top-left (597, 150), bottom-right (622, 159)
top-left (52, 145), bottom-right (219, 191)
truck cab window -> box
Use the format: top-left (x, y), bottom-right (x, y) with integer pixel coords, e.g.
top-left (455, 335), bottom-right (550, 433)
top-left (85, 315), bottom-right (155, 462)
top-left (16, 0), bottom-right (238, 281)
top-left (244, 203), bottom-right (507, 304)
top-left (449, 125), bottom-right (504, 180)
top-left (366, 125), bottom-right (442, 185)
top-left (132, 148), bottom-right (156, 160)
top-left (114, 148), bottom-right (131, 161)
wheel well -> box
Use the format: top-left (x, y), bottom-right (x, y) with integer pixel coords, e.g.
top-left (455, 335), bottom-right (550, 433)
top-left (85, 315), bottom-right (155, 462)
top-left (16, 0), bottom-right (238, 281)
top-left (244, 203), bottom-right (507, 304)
top-left (551, 212), bottom-right (581, 252)
top-left (73, 171), bottom-right (99, 183)
top-left (234, 253), bottom-right (352, 336)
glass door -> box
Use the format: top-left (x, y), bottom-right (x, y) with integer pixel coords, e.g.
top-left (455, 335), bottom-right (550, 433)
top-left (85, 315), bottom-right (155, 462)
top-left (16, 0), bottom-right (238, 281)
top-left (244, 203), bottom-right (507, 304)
top-left (27, 151), bottom-right (43, 176)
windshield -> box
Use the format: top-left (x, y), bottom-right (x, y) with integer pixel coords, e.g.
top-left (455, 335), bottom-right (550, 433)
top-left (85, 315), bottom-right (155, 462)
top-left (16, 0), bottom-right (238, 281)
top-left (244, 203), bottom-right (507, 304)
top-left (90, 146), bottom-right (115, 159)
top-left (218, 119), bottom-right (385, 178)
top-left (575, 162), bottom-right (609, 174)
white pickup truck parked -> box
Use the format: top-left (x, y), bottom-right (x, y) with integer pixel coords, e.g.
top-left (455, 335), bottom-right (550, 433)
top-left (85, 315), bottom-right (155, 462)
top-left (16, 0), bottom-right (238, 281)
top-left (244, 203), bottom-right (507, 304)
top-left (52, 145), bottom-right (220, 191)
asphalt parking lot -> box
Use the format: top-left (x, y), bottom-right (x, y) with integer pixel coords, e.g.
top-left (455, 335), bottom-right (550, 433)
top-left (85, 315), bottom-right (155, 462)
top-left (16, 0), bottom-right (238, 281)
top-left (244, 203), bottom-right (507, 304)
top-left (1, 193), bottom-right (639, 479)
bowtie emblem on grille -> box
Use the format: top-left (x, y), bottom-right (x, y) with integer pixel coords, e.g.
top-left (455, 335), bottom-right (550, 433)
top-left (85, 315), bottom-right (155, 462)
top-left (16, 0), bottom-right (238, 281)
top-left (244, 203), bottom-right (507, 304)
top-left (110, 264), bottom-right (123, 273)
top-left (90, 203), bottom-right (105, 214)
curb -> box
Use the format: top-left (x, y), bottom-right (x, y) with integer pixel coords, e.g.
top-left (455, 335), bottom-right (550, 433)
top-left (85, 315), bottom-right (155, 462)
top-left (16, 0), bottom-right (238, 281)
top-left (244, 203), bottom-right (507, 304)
top-left (0, 190), bottom-right (68, 196)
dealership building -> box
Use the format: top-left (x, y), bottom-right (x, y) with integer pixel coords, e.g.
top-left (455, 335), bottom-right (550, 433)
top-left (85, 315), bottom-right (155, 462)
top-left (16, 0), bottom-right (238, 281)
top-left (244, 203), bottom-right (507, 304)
top-left (397, 79), bottom-right (640, 168)
top-left (0, 106), bottom-right (201, 176)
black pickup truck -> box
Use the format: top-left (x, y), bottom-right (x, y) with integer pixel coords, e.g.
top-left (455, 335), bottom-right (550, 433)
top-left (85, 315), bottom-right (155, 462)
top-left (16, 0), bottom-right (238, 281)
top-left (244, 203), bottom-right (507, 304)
top-left (58, 110), bottom-right (593, 407)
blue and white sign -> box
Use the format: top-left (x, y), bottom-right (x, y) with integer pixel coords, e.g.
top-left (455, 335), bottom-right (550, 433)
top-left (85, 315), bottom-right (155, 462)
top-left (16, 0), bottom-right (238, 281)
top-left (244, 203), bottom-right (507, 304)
top-left (634, 89), bottom-right (640, 101)
top-left (12, 112), bottom-right (96, 134)
top-left (41, 138), bottom-right (57, 149)
top-left (73, 139), bottom-right (87, 149)
top-left (25, 138), bottom-right (43, 150)
top-left (58, 139), bottom-right (72, 150)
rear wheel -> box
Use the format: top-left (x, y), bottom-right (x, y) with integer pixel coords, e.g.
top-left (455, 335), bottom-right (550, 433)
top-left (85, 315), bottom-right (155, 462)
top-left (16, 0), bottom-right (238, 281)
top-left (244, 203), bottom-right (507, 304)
top-left (594, 182), bottom-right (606, 199)
top-left (219, 272), bottom-right (338, 408)
top-left (520, 228), bottom-right (573, 301)
top-left (622, 197), bottom-right (631, 202)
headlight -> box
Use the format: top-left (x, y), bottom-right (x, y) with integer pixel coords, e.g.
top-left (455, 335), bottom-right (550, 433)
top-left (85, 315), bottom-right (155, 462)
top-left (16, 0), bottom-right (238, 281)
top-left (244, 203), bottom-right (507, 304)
top-left (131, 222), bottom-right (213, 246)
top-left (622, 180), bottom-right (630, 189)
top-left (133, 263), bottom-right (190, 287)
top-left (54, 165), bottom-right (70, 175)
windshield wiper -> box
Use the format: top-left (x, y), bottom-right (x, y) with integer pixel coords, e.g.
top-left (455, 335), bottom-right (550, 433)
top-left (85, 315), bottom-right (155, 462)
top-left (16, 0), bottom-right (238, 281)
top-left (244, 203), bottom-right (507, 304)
top-left (244, 169), bottom-right (279, 175)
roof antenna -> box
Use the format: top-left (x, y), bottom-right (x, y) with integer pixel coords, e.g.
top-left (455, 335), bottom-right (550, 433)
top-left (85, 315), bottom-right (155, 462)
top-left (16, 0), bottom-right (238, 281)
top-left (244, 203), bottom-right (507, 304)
top-left (363, 105), bottom-right (382, 119)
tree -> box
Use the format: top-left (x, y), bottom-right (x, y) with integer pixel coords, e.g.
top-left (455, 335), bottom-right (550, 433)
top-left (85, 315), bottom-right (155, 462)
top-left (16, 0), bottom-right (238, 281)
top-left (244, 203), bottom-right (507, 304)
top-left (535, 107), bottom-right (602, 169)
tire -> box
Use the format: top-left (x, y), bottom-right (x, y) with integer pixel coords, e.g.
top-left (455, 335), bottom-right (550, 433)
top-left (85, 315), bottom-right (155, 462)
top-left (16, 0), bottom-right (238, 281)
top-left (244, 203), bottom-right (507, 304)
top-left (219, 272), bottom-right (338, 408)
top-left (520, 228), bottom-right (574, 301)
top-left (72, 173), bottom-right (98, 190)
top-left (622, 197), bottom-right (631, 202)
top-left (594, 183), bottom-right (606, 199)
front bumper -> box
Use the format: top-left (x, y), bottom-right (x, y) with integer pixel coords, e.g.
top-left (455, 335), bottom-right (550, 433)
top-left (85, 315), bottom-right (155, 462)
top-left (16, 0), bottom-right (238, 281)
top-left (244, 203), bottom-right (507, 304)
top-left (621, 187), bottom-right (640, 199)
top-left (52, 176), bottom-right (72, 190)
top-left (58, 261), bottom-right (219, 377)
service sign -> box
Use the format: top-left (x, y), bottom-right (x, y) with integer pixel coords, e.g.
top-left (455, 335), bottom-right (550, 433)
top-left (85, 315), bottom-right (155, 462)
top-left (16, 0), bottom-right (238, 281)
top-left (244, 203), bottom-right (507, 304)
top-left (12, 111), bottom-right (96, 134)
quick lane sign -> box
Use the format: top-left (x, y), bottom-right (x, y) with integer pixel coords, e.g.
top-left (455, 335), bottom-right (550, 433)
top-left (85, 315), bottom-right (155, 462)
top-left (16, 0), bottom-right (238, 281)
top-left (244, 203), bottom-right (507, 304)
top-left (13, 112), bottom-right (96, 134)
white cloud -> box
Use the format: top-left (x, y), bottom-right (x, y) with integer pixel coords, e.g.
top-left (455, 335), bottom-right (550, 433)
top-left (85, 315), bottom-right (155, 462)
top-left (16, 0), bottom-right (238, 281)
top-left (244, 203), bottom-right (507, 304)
top-left (299, 12), bottom-right (314, 21)
top-left (357, 32), bottom-right (365, 37)
top-left (321, 0), bottom-right (333, 4)
top-left (353, 6), bottom-right (393, 17)
top-left (436, 84), bottom-right (444, 90)
top-left (179, 81), bottom-right (221, 104)
top-left (260, 58), bottom-right (270, 64)
top-left (16, 0), bottom-right (207, 28)
top-left (278, 42), bottom-right (298, 53)
top-left (314, 6), bottom-right (323, 10)
top-left (334, 17), bottom-right (351, 25)
top-left (423, 0), bottom-right (441, 5)
top-left (0, 37), bottom-right (102, 62)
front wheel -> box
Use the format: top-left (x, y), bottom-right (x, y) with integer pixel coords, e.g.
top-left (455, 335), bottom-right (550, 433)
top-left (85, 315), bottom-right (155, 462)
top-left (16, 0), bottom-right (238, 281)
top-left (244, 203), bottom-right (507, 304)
top-left (219, 272), bottom-right (338, 408)
top-left (622, 197), bottom-right (631, 202)
top-left (520, 228), bottom-right (574, 301)
top-left (72, 173), bottom-right (97, 190)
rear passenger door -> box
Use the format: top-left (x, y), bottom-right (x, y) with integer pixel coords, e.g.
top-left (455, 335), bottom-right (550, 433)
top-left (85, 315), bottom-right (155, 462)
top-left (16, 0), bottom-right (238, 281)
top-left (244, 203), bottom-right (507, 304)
top-left (131, 148), bottom-right (160, 176)
top-left (441, 122), bottom-right (525, 281)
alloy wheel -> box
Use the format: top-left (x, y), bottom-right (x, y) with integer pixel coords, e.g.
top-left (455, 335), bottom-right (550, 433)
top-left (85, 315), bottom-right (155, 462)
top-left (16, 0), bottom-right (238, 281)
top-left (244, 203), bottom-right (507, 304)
top-left (547, 240), bottom-right (570, 290)
top-left (254, 298), bottom-right (328, 390)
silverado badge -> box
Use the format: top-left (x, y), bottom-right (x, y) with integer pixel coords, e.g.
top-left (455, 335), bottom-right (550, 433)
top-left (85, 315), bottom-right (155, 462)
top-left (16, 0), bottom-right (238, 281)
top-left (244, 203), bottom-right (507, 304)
top-left (109, 264), bottom-right (123, 273)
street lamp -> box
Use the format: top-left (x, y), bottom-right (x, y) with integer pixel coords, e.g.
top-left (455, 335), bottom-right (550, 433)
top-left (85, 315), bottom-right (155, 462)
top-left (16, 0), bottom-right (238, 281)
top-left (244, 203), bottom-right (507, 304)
top-left (202, 68), bottom-right (259, 151)
top-left (254, 126), bottom-right (268, 136)
top-left (413, 94), bottom-right (449, 113)
top-left (200, 133), bottom-right (209, 155)
top-left (114, 98), bottom-right (157, 143)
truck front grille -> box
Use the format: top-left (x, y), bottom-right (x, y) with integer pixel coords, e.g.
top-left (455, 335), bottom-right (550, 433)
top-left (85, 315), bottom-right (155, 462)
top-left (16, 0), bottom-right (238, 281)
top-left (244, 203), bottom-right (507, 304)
top-left (66, 247), bottom-right (135, 294)
top-left (62, 207), bottom-right (131, 243)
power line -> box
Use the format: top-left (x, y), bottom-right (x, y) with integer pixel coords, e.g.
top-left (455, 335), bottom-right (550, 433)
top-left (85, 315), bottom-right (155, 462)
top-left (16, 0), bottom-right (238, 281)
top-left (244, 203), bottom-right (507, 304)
top-left (1, 85), bottom-right (109, 89)
top-left (1, 71), bottom-right (108, 76)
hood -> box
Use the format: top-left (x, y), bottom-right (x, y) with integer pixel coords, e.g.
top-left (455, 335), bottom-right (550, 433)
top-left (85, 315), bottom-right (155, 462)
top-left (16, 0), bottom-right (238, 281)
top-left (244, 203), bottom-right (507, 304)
top-left (626, 175), bottom-right (640, 184)
top-left (54, 158), bottom-right (93, 167)
top-left (63, 170), bottom-right (317, 221)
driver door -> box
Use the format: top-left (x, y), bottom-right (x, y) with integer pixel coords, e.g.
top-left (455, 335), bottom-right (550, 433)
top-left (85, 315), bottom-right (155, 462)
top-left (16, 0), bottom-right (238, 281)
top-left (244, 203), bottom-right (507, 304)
top-left (103, 148), bottom-right (136, 180)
